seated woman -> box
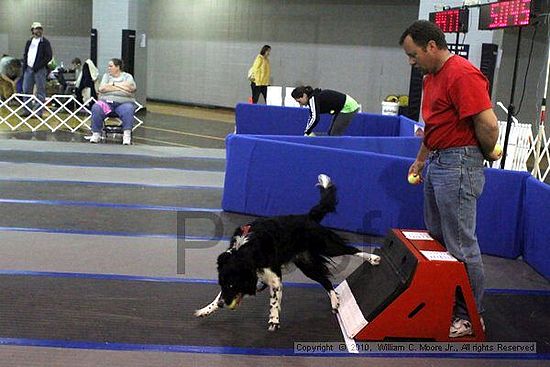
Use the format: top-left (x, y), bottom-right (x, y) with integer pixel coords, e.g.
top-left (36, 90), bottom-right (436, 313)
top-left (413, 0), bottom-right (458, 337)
top-left (90, 58), bottom-right (136, 145)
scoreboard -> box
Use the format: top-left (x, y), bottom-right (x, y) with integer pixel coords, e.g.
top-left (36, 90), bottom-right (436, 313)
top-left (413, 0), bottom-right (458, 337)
top-left (478, 0), bottom-right (533, 30)
top-left (429, 8), bottom-right (470, 33)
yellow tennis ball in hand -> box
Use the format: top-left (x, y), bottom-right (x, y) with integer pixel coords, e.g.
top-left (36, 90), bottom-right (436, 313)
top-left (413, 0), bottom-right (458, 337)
top-left (408, 173), bottom-right (421, 185)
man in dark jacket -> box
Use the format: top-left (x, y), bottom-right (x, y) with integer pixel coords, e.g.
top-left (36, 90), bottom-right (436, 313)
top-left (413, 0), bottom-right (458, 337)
top-left (22, 21), bottom-right (52, 117)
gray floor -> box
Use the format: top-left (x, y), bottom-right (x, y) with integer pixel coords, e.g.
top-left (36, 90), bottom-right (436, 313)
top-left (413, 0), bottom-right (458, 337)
top-left (0, 106), bottom-right (548, 366)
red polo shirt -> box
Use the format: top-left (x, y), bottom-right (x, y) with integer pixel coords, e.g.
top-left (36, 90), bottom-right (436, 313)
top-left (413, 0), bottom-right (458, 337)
top-left (421, 55), bottom-right (493, 150)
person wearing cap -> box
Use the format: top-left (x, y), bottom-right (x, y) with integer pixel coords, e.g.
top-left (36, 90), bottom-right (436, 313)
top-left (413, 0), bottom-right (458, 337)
top-left (22, 21), bottom-right (52, 117)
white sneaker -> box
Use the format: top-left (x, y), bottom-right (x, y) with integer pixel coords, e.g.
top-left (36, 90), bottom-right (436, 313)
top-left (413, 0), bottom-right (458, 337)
top-left (449, 317), bottom-right (485, 337)
top-left (90, 132), bottom-right (101, 143)
top-left (122, 130), bottom-right (131, 145)
top-left (449, 318), bottom-right (472, 338)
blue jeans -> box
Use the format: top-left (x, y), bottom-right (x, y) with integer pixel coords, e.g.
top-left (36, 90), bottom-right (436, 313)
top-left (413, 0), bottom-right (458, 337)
top-left (424, 146), bottom-right (486, 319)
top-left (91, 101), bottom-right (136, 133)
top-left (22, 67), bottom-right (48, 116)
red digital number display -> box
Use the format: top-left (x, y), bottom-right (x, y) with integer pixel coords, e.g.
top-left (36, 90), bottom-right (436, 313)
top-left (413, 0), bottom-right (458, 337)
top-left (429, 8), bottom-right (469, 33)
top-left (433, 9), bottom-right (461, 33)
top-left (479, 0), bottom-right (532, 30)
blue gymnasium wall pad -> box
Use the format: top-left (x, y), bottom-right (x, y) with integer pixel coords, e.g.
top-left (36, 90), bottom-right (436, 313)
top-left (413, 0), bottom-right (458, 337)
top-left (476, 169), bottom-right (529, 258)
top-left (222, 135), bottom-right (425, 235)
top-left (399, 115), bottom-right (425, 137)
top-left (235, 103), bottom-right (406, 136)
top-left (522, 177), bottom-right (550, 279)
top-left (223, 134), bottom-right (534, 260)
top-left (246, 135), bottom-right (422, 158)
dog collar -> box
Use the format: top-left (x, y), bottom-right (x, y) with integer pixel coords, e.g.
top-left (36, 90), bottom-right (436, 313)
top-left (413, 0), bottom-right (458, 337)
top-left (228, 224), bottom-right (252, 252)
top-left (240, 224), bottom-right (251, 236)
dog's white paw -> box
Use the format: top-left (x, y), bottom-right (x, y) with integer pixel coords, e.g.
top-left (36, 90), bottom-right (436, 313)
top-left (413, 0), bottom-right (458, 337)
top-left (317, 174), bottom-right (332, 188)
top-left (194, 306), bottom-right (214, 318)
top-left (268, 322), bottom-right (280, 331)
top-left (356, 252), bottom-right (381, 265)
top-left (329, 290), bottom-right (340, 313)
top-left (368, 254), bottom-right (381, 266)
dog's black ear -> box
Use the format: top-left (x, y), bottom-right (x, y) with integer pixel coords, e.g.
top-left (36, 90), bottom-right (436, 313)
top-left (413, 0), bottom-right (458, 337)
top-left (217, 251), bottom-right (232, 268)
top-left (232, 226), bottom-right (243, 237)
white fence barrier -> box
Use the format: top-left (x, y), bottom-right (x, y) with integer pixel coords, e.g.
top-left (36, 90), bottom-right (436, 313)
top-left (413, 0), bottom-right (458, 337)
top-left (494, 102), bottom-right (550, 183)
top-left (531, 124), bottom-right (550, 182)
top-left (491, 120), bottom-right (533, 171)
top-left (0, 93), bottom-right (143, 133)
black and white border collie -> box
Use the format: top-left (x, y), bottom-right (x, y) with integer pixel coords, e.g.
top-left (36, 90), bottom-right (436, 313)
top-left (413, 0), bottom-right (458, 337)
top-left (194, 174), bottom-right (381, 331)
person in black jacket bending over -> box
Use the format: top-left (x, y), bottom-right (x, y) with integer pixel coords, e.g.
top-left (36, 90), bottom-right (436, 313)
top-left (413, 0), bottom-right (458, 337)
top-left (291, 86), bottom-right (360, 136)
top-left (22, 21), bottom-right (53, 117)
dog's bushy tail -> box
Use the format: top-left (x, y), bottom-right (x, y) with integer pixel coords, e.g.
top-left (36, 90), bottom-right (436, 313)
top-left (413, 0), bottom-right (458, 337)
top-left (308, 174), bottom-right (337, 223)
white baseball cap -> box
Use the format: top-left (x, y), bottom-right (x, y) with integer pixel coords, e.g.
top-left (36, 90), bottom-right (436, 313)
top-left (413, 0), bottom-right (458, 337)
top-left (31, 22), bottom-right (43, 30)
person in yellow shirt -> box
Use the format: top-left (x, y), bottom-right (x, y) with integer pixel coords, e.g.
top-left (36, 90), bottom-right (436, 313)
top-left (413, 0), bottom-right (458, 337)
top-left (248, 45), bottom-right (271, 104)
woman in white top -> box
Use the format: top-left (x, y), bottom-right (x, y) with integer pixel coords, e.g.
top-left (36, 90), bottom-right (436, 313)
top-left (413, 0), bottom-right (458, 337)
top-left (90, 58), bottom-right (136, 145)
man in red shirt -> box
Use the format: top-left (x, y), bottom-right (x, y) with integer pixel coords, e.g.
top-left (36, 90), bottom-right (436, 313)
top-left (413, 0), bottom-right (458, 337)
top-left (399, 20), bottom-right (501, 338)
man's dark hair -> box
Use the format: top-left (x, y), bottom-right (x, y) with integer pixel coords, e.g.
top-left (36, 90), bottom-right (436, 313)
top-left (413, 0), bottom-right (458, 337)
top-left (399, 20), bottom-right (448, 50)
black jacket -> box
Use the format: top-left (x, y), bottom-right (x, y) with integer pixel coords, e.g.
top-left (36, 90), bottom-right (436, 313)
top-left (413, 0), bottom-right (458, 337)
top-left (304, 89), bottom-right (346, 134)
top-left (23, 37), bottom-right (53, 72)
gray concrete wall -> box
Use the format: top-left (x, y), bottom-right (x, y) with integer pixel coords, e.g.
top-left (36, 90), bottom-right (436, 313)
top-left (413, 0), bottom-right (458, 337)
top-left (1, 0), bottom-right (431, 114)
top-left (146, 0), bottom-right (420, 112)
top-left (92, 0), bottom-right (130, 74)
top-left (0, 34), bottom-right (8, 55)
top-left (0, 2), bottom-right (8, 53)
top-left (128, 0), bottom-right (149, 106)
top-left (92, 0), bottom-right (148, 105)
top-left (0, 0), bottom-right (92, 66)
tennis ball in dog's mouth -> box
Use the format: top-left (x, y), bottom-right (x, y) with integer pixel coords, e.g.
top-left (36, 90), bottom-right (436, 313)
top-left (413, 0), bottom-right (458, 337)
top-left (228, 297), bottom-right (239, 310)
